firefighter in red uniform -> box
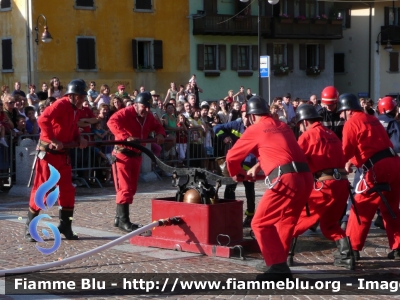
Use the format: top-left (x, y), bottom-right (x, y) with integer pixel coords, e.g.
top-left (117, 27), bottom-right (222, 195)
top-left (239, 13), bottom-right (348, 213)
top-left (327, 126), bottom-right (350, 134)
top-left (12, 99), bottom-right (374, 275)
top-left (107, 92), bottom-right (165, 232)
top-left (338, 93), bottom-right (400, 260)
top-left (226, 96), bottom-right (313, 281)
top-left (290, 104), bottom-right (354, 270)
top-left (24, 79), bottom-right (89, 241)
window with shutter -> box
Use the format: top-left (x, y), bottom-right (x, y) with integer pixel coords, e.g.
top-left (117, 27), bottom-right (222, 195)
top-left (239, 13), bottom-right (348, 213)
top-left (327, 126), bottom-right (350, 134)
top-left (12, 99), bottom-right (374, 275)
top-left (273, 44), bottom-right (285, 66)
top-left (132, 39), bottom-right (162, 71)
top-left (153, 40), bottom-right (163, 69)
top-left (287, 44), bottom-right (293, 70)
top-left (132, 39), bottom-right (138, 69)
top-left (306, 44), bottom-right (318, 68)
top-left (197, 44), bottom-right (204, 70)
top-left (334, 53), bottom-right (345, 73)
top-left (2, 39), bottom-right (12, 71)
top-left (389, 52), bottom-right (399, 72)
top-left (238, 46), bottom-right (250, 70)
top-left (77, 37), bottom-right (96, 70)
top-left (135, 0), bottom-right (152, 11)
top-left (76, 0), bottom-right (94, 7)
top-left (299, 44), bottom-right (306, 70)
top-left (218, 44), bottom-right (226, 70)
top-left (252, 45), bottom-right (258, 71)
top-left (137, 40), bottom-right (152, 69)
top-left (0, 0), bottom-right (11, 9)
top-left (318, 44), bottom-right (325, 70)
top-left (204, 45), bottom-right (217, 70)
top-left (231, 45), bottom-right (238, 71)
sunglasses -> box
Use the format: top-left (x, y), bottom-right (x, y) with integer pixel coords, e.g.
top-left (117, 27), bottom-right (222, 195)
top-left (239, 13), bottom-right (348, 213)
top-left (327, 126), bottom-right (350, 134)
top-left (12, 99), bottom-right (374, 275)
top-left (6, 101), bottom-right (15, 104)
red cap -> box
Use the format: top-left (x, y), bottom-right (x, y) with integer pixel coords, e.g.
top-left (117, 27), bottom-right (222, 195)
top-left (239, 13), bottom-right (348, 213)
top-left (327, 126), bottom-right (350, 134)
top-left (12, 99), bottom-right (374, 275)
top-left (118, 85), bottom-right (125, 90)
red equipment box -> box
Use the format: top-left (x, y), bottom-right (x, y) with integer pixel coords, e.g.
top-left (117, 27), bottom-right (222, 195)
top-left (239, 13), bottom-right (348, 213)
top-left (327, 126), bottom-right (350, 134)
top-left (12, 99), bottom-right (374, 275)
top-left (130, 197), bottom-right (259, 258)
top-left (151, 197), bottom-right (243, 244)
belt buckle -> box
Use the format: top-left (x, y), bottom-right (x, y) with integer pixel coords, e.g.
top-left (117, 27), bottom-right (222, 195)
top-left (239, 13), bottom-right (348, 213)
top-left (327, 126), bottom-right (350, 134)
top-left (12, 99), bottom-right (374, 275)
top-left (333, 168), bottom-right (341, 180)
top-left (292, 161), bottom-right (298, 173)
top-left (390, 148), bottom-right (396, 156)
top-left (265, 166), bottom-right (282, 190)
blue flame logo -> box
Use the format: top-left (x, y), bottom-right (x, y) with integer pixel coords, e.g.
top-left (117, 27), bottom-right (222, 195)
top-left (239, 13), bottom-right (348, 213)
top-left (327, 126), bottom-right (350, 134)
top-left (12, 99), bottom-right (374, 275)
top-left (30, 164), bottom-right (62, 255)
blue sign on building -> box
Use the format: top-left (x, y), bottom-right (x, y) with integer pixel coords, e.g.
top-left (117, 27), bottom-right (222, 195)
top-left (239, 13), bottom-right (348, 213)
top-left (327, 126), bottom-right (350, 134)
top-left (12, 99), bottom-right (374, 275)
top-left (260, 56), bottom-right (269, 78)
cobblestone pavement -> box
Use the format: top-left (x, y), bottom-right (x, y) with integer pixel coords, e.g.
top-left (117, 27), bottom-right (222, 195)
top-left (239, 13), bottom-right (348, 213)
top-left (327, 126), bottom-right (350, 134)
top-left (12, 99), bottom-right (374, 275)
top-left (0, 173), bottom-right (399, 299)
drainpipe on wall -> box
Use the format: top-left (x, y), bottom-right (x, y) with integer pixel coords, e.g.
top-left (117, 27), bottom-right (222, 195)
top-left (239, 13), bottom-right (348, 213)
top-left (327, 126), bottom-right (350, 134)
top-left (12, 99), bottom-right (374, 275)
top-left (368, 4), bottom-right (372, 97)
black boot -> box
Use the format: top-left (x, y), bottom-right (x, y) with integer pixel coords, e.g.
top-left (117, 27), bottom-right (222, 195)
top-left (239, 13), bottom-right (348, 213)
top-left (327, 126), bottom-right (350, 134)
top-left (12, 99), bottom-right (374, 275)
top-left (243, 210), bottom-right (254, 228)
top-left (333, 237), bottom-right (355, 270)
top-left (58, 209), bottom-right (79, 240)
top-left (388, 248), bottom-right (400, 259)
top-left (256, 262), bottom-right (293, 281)
top-left (117, 204), bottom-right (140, 232)
top-left (114, 206), bottom-right (119, 227)
top-left (24, 209), bottom-right (39, 242)
top-left (374, 215), bottom-right (385, 230)
top-left (287, 237), bottom-right (298, 267)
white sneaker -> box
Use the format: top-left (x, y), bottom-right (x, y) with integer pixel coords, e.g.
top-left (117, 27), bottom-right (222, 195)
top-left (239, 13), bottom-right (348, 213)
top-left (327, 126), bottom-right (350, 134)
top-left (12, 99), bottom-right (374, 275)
top-left (0, 139), bottom-right (8, 147)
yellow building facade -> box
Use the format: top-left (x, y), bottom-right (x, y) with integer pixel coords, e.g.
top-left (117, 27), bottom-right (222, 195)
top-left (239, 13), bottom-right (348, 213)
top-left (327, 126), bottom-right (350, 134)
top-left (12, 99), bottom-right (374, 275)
top-left (0, 0), bottom-right (190, 98)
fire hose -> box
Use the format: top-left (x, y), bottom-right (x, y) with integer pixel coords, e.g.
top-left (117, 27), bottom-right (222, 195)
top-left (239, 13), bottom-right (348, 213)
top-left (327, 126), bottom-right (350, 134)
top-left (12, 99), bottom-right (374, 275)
top-left (0, 217), bottom-right (181, 276)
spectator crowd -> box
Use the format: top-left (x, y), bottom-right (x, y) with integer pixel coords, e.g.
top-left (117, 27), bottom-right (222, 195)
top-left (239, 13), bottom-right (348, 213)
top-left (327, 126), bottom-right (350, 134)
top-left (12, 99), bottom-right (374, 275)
top-left (0, 75), bottom-right (388, 190)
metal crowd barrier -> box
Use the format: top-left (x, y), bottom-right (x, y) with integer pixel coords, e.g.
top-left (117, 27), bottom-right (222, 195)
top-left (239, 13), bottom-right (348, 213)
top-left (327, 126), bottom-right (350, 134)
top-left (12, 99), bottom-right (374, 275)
top-left (0, 134), bottom-right (14, 189)
top-left (11, 127), bottom-right (233, 188)
top-left (161, 127), bottom-right (231, 171)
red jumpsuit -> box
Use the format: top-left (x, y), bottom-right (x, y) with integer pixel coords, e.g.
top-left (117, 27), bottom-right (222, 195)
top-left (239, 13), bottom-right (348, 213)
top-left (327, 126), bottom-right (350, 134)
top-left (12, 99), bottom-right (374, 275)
top-left (107, 107), bottom-right (165, 204)
top-left (343, 112), bottom-right (400, 251)
top-left (226, 116), bottom-right (313, 266)
top-left (29, 97), bottom-right (81, 211)
top-left (294, 122), bottom-right (348, 241)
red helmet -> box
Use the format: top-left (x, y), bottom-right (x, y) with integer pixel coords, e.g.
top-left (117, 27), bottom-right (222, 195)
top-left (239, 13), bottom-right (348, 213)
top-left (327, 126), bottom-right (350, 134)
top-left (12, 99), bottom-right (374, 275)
top-left (240, 103), bottom-right (247, 112)
top-left (321, 86), bottom-right (339, 105)
top-left (378, 96), bottom-right (397, 114)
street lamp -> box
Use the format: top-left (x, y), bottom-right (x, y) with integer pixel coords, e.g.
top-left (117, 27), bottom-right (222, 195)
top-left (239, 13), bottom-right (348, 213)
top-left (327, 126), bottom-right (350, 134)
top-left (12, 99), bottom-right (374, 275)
top-left (35, 14), bottom-right (52, 45)
top-left (240, 0), bottom-right (279, 98)
top-left (376, 26), bottom-right (394, 54)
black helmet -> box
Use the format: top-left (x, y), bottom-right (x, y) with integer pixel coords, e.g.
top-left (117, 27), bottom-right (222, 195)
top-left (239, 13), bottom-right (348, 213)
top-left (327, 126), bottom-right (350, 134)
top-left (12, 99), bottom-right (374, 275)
top-left (65, 79), bottom-right (87, 96)
top-left (337, 93), bottom-right (363, 113)
top-left (295, 104), bottom-right (322, 124)
top-left (134, 92), bottom-right (152, 108)
top-left (246, 96), bottom-right (270, 115)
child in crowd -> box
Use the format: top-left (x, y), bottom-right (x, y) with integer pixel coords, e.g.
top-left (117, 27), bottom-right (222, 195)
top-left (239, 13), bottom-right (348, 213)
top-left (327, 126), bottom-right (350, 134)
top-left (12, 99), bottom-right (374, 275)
top-left (92, 107), bottom-right (99, 118)
top-left (25, 106), bottom-right (40, 135)
top-left (82, 99), bottom-right (90, 108)
top-left (270, 104), bottom-right (280, 121)
top-left (188, 74), bottom-right (196, 85)
top-left (92, 122), bottom-right (111, 165)
top-left (14, 115), bottom-right (28, 137)
top-left (176, 114), bottom-right (189, 166)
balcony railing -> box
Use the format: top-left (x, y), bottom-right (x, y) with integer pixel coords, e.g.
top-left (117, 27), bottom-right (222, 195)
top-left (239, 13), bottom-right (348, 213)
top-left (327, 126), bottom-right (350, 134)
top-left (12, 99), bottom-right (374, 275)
top-left (380, 26), bottom-right (400, 45)
top-left (272, 18), bottom-right (343, 39)
top-left (193, 15), bottom-right (271, 36)
top-left (193, 15), bottom-right (342, 40)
